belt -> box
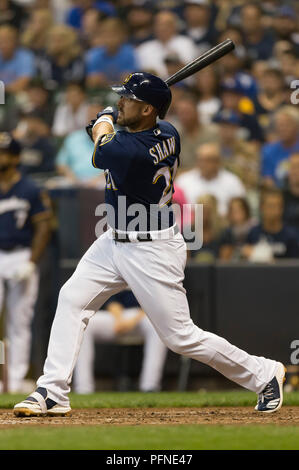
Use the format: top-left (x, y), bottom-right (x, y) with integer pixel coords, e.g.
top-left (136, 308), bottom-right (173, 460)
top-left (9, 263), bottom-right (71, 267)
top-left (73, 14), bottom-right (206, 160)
top-left (112, 225), bottom-right (179, 243)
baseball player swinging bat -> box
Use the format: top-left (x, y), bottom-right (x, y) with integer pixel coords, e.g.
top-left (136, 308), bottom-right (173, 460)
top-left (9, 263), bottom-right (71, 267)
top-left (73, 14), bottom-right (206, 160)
top-left (14, 36), bottom-right (286, 417)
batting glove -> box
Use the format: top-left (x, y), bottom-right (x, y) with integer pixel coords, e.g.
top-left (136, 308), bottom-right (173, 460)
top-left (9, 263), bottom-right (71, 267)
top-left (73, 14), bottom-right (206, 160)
top-left (86, 107), bottom-right (118, 142)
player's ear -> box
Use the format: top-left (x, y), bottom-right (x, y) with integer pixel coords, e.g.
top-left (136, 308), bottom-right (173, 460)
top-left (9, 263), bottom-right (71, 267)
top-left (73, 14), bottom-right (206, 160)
top-left (142, 104), bottom-right (155, 116)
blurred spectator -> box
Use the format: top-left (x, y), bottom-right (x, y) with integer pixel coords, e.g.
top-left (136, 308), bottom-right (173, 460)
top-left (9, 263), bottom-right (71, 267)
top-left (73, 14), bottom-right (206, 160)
top-left (283, 153), bottom-right (299, 235)
top-left (66, 0), bottom-right (115, 30)
top-left (21, 8), bottom-right (54, 54)
top-left (218, 27), bottom-right (258, 100)
top-left (220, 78), bottom-right (264, 143)
top-left (176, 142), bottom-right (246, 216)
top-left (0, 0), bottom-right (26, 29)
top-left (52, 81), bottom-right (89, 137)
top-left (73, 290), bottom-right (167, 393)
top-left (254, 67), bottom-right (288, 132)
top-left (279, 50), bottom-right (299, 86)
top-left (243, 188), bottom-right (299, 260)
top-left (36, 24), bottom-right (85, 90)
top-left (183, 0), bottom-right (218, 53)
top-left (194, 65), bottom-right (221, 124)
top-left (0, 25), bottom-right (35, 93)
top-left (126, 1), bottom-right (154, 46)
top-left (190, 194), bottom-right (224, 263)
top-left (219, 197), bottom-right (255, 261)
top-left (86, 18), bottom-right (138, 87)
top-left (241, 2), bottom-right (275, 60)
top-left (261, 106), bottom-right (299, 188)
top-left (136, 10), bottom-right (198, 78)
top-left (80, 8), bottom-right (104, 49)
top-left (13, 115), bottom-right (56, 175)
top-left (213, 109), bottom-right (260, 190)
top-left (174, 95), bottom-right (219, 171)
top-left (20, 78), bottom-right (56, 131)
top-left (55, 103), bottom-right (105, 187)
top-left (273, 6), bottom-right (299, 49)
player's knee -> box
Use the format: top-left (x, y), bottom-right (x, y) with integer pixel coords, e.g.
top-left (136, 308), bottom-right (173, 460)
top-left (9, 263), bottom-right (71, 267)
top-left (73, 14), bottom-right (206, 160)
top-left (163, 324), bottom-right (202, 356)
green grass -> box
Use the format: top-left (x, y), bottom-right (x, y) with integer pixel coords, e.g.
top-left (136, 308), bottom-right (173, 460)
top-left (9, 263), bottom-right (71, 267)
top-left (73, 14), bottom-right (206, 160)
top-left (1, 390), bottom-right (299, 409)
top-left (1, 391), bottom-right (299, 450)
top-left (0, 425), bottom-right (299, 450)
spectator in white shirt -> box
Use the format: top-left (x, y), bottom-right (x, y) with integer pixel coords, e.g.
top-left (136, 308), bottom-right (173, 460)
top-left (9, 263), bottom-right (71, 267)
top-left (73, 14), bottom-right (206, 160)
top-left (52, 81), bottom-right (89, 137)
top-left (136, 10), bottom-right (198, 78)
top-left (176, 142), bottom-right (246, 216)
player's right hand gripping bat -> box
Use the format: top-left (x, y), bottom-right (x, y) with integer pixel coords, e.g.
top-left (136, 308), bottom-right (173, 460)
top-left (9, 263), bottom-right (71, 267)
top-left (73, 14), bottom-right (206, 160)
top-left (165, 39), bottom-right (235, 86)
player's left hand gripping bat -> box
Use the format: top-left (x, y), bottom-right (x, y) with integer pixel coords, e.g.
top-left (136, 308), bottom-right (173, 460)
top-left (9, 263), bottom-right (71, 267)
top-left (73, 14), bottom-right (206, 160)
top-left (165, 39), bottom-right (235, 86)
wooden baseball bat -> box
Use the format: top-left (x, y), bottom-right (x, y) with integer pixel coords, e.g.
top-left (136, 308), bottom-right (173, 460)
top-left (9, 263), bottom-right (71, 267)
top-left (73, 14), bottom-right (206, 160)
top-left (165, 39), bottom-right (235, 86)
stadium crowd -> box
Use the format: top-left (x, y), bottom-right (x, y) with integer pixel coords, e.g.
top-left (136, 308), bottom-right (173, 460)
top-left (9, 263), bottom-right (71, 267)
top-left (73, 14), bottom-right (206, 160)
top-left (0, 0), bottom-right (299, 263)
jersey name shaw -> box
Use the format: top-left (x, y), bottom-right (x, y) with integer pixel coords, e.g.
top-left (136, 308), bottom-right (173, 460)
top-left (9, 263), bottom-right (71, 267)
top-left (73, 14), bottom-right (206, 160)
top-left (149, 136), bottom-right (176, 164)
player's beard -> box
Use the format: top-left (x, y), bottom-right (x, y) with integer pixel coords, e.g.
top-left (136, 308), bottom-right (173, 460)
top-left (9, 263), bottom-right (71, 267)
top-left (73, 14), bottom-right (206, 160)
top-left (117, 111), bottom-right (143, 130)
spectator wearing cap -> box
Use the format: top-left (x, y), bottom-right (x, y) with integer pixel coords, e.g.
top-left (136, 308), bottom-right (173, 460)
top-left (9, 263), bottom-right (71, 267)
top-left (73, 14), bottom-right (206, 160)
top-left (220, 78), bottom-right (264, 143)
top-left (55, 103), bottom-right (105, 187)
top-left (261, 106), bottom-right (299, 188)
top-left (241, 3), bottom-right (275, 61)
top-left (176, 142), bottom-right (246, 216)
top-left (86, 18), bottom-right (139, 87)
top-left (183, 0), bottom-right (218, 54)
top-left (283, 153), bottom-right (299, 236)
top-left (213, 109), bottom-right (260, 191)
top-left (174, 95), bottom-right (219, 171)
top-left (126, 1), bottom-right (154, 46)
top-left (243, 188), bottom-right (299, 261)
top-left (66, 0), bottom-right (115, 30)
top-left (52, 81), bottom-right (89, 138)
top-left (136, 10), bottom-right (198, 78)
top-left (0, 25), bottom-right (35, 94)
top-left (35, 24), bottom-right (85, 90)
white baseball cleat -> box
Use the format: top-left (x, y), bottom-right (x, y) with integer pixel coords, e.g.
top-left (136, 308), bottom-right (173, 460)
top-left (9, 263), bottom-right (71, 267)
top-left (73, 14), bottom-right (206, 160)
top-left (255, 362), bottom-right (286, 413)
top-left (14, 387), bottom-right (71, 417)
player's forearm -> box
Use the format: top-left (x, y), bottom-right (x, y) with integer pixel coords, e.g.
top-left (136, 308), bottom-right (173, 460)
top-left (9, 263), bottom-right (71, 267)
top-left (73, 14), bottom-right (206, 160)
top-left (30, 219), bottom-right (52, 264)
top-left (92, 118), bottom-right (114, 146)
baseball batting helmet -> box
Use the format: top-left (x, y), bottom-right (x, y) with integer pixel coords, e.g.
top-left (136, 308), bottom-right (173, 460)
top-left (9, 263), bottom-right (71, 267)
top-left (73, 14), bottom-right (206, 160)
top-left (111, 72), bottom-right (172, 119)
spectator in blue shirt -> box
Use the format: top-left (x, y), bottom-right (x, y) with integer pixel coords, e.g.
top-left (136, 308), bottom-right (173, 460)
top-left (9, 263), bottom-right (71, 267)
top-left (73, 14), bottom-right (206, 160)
top-left (261, 106), bottom-right (299, 188)
top-left (243, 188), bottom-right (299, 260)
top-left (86, 18), bottom-right (139, 88)
top-left (0, 25), bottom-right (35, 94)
top-left (66, 0), bottom-right (115, 30)
top-left (56, 103), bottom-right (105, 187)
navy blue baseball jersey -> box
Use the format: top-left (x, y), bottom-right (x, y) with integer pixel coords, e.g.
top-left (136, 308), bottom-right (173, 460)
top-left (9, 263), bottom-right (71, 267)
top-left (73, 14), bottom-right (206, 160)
top-left (0, 175), bottom-right (51, 250)
top-left (92, 121), bottom-right (180, 231)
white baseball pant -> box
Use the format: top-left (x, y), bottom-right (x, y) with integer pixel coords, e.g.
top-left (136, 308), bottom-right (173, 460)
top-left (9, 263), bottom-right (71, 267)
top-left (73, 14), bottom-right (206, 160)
top-left (0, 248), bottom-right (39, 392)
top-left (73, 308), bottom-right (167, 393)
top-left (37, 227), bottom-right (277, 406)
